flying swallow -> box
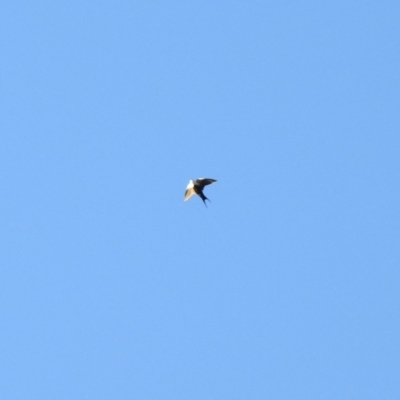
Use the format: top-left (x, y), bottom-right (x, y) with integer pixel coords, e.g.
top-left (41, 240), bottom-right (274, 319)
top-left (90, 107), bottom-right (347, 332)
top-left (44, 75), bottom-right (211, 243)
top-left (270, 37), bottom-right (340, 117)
top-left (184, 178), bottom-right (217, 207)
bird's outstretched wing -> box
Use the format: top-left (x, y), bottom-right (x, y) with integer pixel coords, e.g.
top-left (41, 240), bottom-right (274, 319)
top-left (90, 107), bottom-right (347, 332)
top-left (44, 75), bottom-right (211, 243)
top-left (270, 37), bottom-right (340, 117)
top-left (195, 178), bottom-right (217, 189)
top-left (184, 188), bottom-right (195, 201)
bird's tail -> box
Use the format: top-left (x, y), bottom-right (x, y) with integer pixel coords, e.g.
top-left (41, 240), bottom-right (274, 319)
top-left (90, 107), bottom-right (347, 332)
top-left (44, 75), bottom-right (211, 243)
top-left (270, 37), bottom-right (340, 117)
top-left (200, 193), bottom-right (210, 207)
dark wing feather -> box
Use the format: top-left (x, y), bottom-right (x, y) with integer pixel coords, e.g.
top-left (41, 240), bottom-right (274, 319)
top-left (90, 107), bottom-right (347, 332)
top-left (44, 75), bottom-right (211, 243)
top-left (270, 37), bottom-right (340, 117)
top-left (195, 178), bottom-right (217, 189)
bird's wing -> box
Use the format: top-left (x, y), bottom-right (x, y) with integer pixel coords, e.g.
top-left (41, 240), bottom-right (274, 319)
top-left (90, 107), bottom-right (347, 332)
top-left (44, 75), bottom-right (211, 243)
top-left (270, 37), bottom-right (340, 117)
top-left (184, 188), bottom-right (195, 201)
top-left (196, 178), bottom-right (217, 189)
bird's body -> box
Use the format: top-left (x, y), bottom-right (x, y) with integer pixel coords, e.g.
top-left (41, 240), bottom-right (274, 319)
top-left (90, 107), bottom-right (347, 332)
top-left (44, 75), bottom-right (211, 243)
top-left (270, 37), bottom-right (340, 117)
top-left (184, 178), bottom-right (217, 206)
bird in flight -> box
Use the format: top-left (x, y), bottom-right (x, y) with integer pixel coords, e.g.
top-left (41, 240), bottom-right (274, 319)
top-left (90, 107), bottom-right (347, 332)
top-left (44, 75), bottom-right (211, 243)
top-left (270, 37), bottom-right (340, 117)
top-left (184, 178), bottom-right (217, 207)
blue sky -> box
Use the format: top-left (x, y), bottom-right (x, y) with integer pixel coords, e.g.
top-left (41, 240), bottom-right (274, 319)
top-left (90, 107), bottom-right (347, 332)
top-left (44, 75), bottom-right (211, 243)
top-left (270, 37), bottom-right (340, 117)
top-left (1, 2), bottom-right (399, 399)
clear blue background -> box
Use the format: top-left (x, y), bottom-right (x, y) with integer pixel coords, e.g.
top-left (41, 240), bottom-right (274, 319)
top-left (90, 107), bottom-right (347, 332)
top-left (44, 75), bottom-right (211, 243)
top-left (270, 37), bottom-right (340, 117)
top-left (1, 2), bottom-right (399, 399)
